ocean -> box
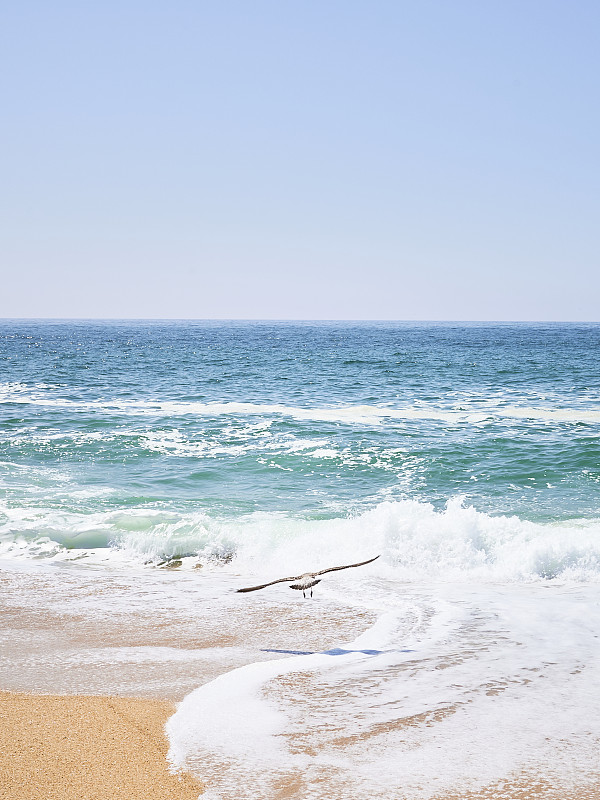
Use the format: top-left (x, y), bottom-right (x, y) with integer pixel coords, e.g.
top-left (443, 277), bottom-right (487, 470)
top-left (1, 320), bottom-right (599, 798)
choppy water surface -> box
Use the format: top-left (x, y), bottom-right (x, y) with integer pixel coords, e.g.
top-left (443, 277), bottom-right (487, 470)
top-left (1, 320), bottom-right (600, 798)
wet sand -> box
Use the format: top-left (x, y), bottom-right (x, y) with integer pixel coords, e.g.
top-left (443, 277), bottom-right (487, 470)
top-left (0, 692), bottom-right (202, 800)
top-left (1, 684), bottom-right (598, 800)
top-left (1, 564), bottom-right (599, 800)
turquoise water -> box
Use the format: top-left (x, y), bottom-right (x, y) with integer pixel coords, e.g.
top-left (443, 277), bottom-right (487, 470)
top-left (1, 320), bottom-right (600, 574)
top-left (3, 320), bottom-right (600, 798)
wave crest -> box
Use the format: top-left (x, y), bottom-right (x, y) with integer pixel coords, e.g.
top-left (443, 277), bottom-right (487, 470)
top-left (1, 498), bottom-right (599, 582)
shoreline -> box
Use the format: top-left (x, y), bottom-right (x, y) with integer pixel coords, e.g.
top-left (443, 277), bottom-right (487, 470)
top-left (0, 691), bottom-right (202, 800)
top-left (2, 562), bottom-right (599, 799)
top-left (3, 690), bottom-right (597, 800)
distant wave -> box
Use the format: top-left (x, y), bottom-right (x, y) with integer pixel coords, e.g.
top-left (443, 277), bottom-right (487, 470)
top-left (1, 383), bottom-right (599, 425)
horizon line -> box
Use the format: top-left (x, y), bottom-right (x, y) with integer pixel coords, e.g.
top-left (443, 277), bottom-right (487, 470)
top-left (0, 317), bottom-right (598, 325)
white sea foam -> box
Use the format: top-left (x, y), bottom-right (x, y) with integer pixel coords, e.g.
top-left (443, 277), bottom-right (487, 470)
top-left (2, 383), bottom-right (600, 426)
top-left (167, 581), bottom-right (600, 799)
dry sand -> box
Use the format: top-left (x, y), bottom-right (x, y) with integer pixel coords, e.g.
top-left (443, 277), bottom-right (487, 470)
top-left (0, 691), bottom-right (202, 800)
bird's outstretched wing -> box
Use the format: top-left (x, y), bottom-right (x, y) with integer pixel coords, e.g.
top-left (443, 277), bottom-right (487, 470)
top-left (236, 575), bottom-right (301, 593)
top-left (316, 554), bottom-right (380, 576)
top-left (236, 555), bottom-right (380, 593)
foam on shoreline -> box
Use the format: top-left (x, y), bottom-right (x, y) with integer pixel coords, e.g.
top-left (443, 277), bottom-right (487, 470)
top-left (2, 559), bottom-right (600, 800)
top-left (166, 579), bottom-right (600, 800)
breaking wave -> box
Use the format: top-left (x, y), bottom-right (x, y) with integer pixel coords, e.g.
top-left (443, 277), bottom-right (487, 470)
top-left (2, 497), bottom-right (600, 583)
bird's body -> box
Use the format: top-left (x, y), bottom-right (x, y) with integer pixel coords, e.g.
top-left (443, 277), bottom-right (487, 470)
top-left (290, 575), bottom-right (321, 591)
top-left (236, 555), bottom-right (379, 598)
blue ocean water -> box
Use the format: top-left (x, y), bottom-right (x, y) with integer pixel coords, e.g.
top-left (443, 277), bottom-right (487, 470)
top-left (1, 320), bottom-right (599, 577)
top-left (3, 320), bottom-right (600, 798)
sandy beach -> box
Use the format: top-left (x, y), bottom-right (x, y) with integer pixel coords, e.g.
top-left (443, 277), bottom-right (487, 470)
top-left (0, 691), bottom-right (202, 800)
top-left (2, 562), bottom-right (600, 799)
top-left (2, 690), bottom-right (598, 800)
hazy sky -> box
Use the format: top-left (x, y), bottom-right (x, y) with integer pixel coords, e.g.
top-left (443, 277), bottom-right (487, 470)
top-left (1, 1), bottom-right (599, 320)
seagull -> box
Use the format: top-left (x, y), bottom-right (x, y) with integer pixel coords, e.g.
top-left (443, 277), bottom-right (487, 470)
top-left (236, 555), bottom-right (380, 598)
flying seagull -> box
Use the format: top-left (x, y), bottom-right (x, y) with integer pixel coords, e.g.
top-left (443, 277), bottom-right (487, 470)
top-left (236, 555), bottom-right (380, 598)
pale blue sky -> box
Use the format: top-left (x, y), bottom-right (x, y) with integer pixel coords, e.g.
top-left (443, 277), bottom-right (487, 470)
top-left (1, 1), bottom-right (598, 320)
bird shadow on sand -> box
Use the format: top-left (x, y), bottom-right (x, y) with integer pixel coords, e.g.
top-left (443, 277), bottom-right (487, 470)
top-left (261, 647), bottom-right (415, 656)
